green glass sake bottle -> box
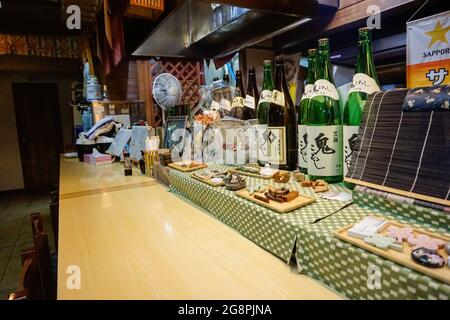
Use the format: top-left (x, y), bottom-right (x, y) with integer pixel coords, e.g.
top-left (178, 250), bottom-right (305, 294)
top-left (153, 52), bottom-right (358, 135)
top-left (307, 38), bottom-right (343, 183)
top-left (267, 57), bottom-right (298, 171)
top-left (343, 27), bottom-right (380, 178)
top-left (257, 60), bottom-right (274, 166)
top-left (298, 48), bottom-right (319, 174)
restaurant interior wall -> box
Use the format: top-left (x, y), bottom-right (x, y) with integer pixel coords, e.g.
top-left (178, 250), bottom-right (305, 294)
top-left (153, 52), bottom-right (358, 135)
top-left (0, 56), bottom-right (80, 192)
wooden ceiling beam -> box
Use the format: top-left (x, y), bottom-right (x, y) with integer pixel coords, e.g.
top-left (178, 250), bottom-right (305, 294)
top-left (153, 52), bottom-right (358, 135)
top-left (196, 0), bottom-right (319, 17)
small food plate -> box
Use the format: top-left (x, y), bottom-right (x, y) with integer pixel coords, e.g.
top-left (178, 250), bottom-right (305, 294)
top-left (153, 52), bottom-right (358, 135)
top-left (235, 188), bottom-right (315, 213)
top-left (191, 172), bottom-right (225, 187)
top-left (334, 217), bottom-right (450, 285)
top-left (168, 161), bottom-right (207, 172)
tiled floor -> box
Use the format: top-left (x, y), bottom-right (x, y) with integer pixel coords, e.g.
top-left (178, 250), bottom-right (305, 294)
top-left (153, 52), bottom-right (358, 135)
top-left (0, 191), bottom-right (55, 300)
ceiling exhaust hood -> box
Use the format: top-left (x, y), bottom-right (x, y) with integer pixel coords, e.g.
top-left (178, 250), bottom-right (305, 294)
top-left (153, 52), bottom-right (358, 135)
top-left (132, 0), bottom-right (325, 59)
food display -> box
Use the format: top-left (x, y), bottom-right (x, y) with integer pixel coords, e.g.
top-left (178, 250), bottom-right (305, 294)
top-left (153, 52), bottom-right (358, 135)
top-left (412, 248), bottom-right (446, 269)
top-left (273, 171), bottom-right (290, 183)
top-left (235, 186), bottom-right (315, 214)
top-left (230, 164), bottom-right (279, 179)
top-left (224, 173), bottom-right (246, 191)
top-left (334, 217), bottom-right (450, 284)
top-left (301, 179), bottom-right (329, 193)
top-left (168, 161), bottom-right (207, 172)
top-left (192, 169), bottom-right (228, 187)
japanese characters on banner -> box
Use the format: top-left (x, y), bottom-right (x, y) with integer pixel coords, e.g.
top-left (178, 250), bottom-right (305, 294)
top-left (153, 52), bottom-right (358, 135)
top-left (407, 11), bottom-right (450, 88)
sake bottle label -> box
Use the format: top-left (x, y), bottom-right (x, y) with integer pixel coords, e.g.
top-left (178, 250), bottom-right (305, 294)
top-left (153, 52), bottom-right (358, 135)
top-left (231, 96), bottom-right (245, 108)
top-left (211, 100), bottom-right (220, 110)
top-left (308, 125), bottom-right (343, 176)
top-left (301, 84), bottom-right (315, 101)
top-left (297, 124), bottom-right (308, 169)
top-left (259, 90), bottom-right (273, 104)
top-left (244, 95), bottom-right (256, 109)
top-left (270, 89), bottom-right (285, 107)
top-left (267, 126), bottom-right (287, 165)
top-left (220, 98), bottom-right (231, 111)
top-left (311, 79), bottom-right (339, 100)
top-left (348, 73), bottom-right (380, 95)
top-left (343, 125), bottom-right (359, 177)
top-left (256, 124), bottom-right (269, 163)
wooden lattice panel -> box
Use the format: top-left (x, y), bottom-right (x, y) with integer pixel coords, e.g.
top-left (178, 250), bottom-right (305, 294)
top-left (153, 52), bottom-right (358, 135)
top-left (149, 59), bottom-right (204, 127)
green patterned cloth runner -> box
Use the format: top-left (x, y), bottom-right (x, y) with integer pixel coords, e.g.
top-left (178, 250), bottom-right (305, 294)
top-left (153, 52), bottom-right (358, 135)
top-left (168, 164), bottom-right (450, 299)
top-left (169, 164), bottom-right (351, 262)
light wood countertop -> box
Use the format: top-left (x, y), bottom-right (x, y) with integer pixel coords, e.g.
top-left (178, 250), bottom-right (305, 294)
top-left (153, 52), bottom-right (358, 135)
top-left (57, 159), bottom-right (342, 300)
top-left (59, 157), bottom-right (157, 199)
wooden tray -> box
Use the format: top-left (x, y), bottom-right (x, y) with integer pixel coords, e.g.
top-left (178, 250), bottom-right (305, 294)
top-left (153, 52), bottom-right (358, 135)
top-left (235, 188), bottom-right (315, 213)
top-left (168, 162), bottom-right (207, 172)
top-left (228, 168), bottom-right (287, 180)
top-left (191, 173), bottom-right (225, 187)
top-left (334, 217), bottom-right (450, 285)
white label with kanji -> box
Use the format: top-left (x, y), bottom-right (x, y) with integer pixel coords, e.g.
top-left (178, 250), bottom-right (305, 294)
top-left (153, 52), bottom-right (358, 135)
top-left (244, 95), bottom-right (256, 109)
top-left (311, 79), bottom-right (339, 100)
top-left (308, 125), bottom-right (343, 176)
top-left (297, 124), bottom-right (308, 169)
top-left (348, 73), bottom-right (380, 95)
top-left (301, 84), bottom-right (315, 101)
top-left (259, 90), bottom-right (272, 104)
top-left (343, 125), bottom-right (359, 177)
top-left (267, 126), bottom-right (287, 165)
top-left (270, 90), bottom-right (285, 107)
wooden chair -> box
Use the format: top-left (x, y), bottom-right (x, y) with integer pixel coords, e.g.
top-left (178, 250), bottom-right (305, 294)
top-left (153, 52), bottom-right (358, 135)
top-left (9, 213), bottom-right (56, 300)
top-left (29, 213), bottom-right (56, 300)
top-left (8, 248), bottom-right (42, 300)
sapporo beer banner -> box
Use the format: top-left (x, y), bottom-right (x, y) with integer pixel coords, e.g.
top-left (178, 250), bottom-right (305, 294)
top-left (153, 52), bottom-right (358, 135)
top-left (407, 11), bottom-right (450, 88)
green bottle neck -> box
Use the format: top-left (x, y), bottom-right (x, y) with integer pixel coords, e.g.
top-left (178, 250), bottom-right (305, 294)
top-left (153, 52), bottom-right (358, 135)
top-left (318, 46), bottom-right (334, 84)
top-left (355, 39), bottom-right (379, 85)
top-left (306, 55), bottom-right (318, 85)
top-left (262, 66), bottom-right (274, 91)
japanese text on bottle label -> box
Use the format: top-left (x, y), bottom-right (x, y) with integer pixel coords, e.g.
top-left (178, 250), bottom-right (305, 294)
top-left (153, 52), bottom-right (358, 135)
top-left (311, 79), bottom-right (339, 100)
top-left (267, 126), bottom-right (287, 165)
top-left (343, 125), bottom-right (359, 177)
top-left (301, 84), bottom-right (315, 101)
top-left (348, 73), bottom-right (380, 95)
top-left (298, 124), bottom-right (308, 168)
top-left (308, 125), bottom-right (343, 176)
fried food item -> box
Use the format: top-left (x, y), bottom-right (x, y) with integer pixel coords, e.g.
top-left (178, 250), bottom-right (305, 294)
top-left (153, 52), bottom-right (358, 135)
top-left (281, 191), bottom-right (299, 202)
top-left (254, 194), bottom-right (270, 203)
top-left (314, 184), bottom-right (329, 193)
top-left (292, 171), bottom-right (305, 182)
top-left (273, 171), bottom-right (290, 183)
top-left (301, 180), bottom-right (312, 187)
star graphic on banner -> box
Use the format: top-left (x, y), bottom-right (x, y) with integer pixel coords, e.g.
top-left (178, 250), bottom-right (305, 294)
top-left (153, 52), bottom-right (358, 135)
top-left (425, 20), bottom-right (450, 48)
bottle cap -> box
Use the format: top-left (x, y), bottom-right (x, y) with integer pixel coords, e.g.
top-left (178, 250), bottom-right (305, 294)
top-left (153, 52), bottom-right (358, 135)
top-left (307, 48), bottom-right (317, 54)
top-left (263, 60), bottom-right (271, 65)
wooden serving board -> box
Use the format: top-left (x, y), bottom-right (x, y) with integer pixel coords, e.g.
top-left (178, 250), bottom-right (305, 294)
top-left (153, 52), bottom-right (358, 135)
top-left (191, 173), bottom-right (225, 187)
top-left (228, 168), bottom-right (288, 180)
top-left (334, 217), bottom-right (450, 285)
top-left (168, 162), bottom-right (207, 172)
top-left (235, 188), bottom-right (315, 213)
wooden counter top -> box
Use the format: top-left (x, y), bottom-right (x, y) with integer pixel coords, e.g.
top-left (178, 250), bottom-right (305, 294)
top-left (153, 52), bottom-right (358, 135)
top-left (59, 157), bottom-right (157, 199)
top-left (57, 159), bottom-right (342, 300)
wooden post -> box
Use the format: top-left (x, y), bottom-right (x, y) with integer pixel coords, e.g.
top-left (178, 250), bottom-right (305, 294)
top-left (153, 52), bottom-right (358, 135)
top-left (136, 60), bottom-right (154, 127)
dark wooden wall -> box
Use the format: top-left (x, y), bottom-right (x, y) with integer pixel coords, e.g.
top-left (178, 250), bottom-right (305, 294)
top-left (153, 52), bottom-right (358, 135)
top-left (105, 60), bottom-right (139, 101)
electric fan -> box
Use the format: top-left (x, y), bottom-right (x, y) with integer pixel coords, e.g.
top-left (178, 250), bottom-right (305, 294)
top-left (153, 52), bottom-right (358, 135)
top-left (152, 73), bottom-right (182, 123)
